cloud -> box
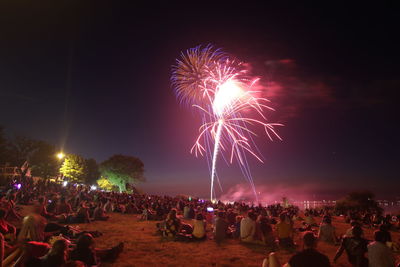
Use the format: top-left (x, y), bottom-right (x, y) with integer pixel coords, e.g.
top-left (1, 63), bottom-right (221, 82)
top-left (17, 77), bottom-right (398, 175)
top-left (260, 59), bottom-right (336, 120)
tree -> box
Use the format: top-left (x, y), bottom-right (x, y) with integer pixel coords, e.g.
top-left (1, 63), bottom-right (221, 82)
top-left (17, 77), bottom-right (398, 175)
top-left (84, 158), bottom-right (100, 185)
top-left (29, 141), bottom-right (59, 179)
top-left (59, 154), bottom-right (87, 183)
top-left (0, 126), bottom-right (8, 165)
top-left (335, 190), bottom-right (382, 214)
top-left (97, 176), bottom-right (117, 191)
top-left (7, 135), bottom-right (40, 166)
top-left (100, 154), bottom-right (144, 192)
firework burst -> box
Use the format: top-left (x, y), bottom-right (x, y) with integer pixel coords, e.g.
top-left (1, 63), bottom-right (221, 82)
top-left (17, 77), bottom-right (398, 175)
top-left (172, 45), bottom-right (282, 201)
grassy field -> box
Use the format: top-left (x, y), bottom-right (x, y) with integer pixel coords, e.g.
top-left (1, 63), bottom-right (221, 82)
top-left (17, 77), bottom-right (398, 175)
top-left (61, 212), bottom-right (400, 267)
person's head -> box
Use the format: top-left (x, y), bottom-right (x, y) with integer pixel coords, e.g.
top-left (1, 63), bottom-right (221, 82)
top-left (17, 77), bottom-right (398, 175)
top-left (236, 215), bottom-right (243, 223)
top-left (374, 230), bottom-right (387, 243)
top-left (279, 213), bottom-right (287, 222)
top-left (248, 211), bottom-right (256, 221)
top-left (196, 213), bottom-right (204, 221)
top-left (49, 239), bottom-right (69, 259)
top-left (303, 231), bottom-right (317, 249)
top-left (352, 225), bottom-right (363, 238)
top-left (76, 233), bottom-right (95, 251)
top-left (322, 216), bottom-right (331, 224)
top-left (17, 214), bottom-right (47, 242)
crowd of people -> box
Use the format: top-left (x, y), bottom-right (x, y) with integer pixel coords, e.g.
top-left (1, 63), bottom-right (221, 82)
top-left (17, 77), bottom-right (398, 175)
top-left (0, 176), bottom-right (399, 266)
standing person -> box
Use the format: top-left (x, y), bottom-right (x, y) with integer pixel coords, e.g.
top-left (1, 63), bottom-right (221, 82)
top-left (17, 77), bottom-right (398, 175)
top-left (368, 230), bottom-right (396, 267)
top-left (333, 225), bottom-right (368, 267)
top-left (288, 231), bottom-right (330, 267)
top-left (214, 211), bottom-right (228, 243)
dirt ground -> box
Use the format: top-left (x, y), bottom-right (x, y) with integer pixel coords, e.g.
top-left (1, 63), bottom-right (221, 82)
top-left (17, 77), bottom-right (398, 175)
top-left (50, 212), bottom-right (398, 267)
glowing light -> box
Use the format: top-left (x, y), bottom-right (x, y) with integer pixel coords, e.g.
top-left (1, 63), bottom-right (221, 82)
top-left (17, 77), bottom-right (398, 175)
top-left (90, 185), bottom-right (97, 191)
top-left (57, 152), bottom-right (65, 160)
top-left (62, 181), bottom-right (68, 187)
top-left (172, 45), bottom-right (282, 202)
top-left (213, 80), bottom-right (244, 116)
top-left (16, 183), bottom-right (22, 190)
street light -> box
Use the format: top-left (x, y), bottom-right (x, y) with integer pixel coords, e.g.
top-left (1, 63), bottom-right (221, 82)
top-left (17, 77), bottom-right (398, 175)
top-left (57, 152), bottom-right (65, 160)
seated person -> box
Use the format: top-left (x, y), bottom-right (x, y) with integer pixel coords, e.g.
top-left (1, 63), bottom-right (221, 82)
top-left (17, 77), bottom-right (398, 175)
top-left (40, 239), bottom-right (69, 267)
top-left (333, 225), bottom-right (368, 267)
top-left (214, 211), bottom-right (228, 243)
top-left (276, 213), bottom-right (295, 250)
top-left (56, 197), bottom-right (72, 215)
top-left (288, 231), bottom-right (330, 267)
top-left (192, 213), bottom-right (206, 240)
top-left (318, 216), bottom-right (338, 244)
top-left (164, 209), bottom-right (181, 238)
top-left (259, 216), bottom-right (276, 251)
top-left (93, 202), bottom-right (109, 221)
top-left (262, 232), bottom-right (331, 267)
top-left (70, 233), bottom-right (123, 266)
top-left (304, 212), bottom-right (317, 227)
top-left (368, 230), bottom-right (396, 267)
top-left (240, 211), bottom-right (259, 244)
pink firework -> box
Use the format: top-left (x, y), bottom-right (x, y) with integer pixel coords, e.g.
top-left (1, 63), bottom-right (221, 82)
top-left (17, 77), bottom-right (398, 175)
top-left (172, 45), bottom-right (282, 201)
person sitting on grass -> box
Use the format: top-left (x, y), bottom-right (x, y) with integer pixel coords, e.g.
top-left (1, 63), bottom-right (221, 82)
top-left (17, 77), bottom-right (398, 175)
top-left (367, 230), bottom-right (396, 267)
top-left (40, 238), bottom-right (69, 267)
top-left (164, 209), bottom-right (181, 238)
top-left (259, 216), bottom-right (276, 251)
top-left (262, 232), bottom-right (330, 267)
top-left (56, 196), bottom-right (72, 216)
top-left (276, 213), bottom-right (295, 250)
top-left (318, 216), bottom-right (338, 245)
top-left (70, 233), bottom-right (123, 266)
top-left (192, 213), bottom-right (206, 240)
top-left (93, 202), bottom-right (109, 221)
top-left (304, 212), bottom-right (317, 227)
top-left (333, 225), bottom-right (368, 267)
top-left (240, 211), bottom-right (258, 244)
top-left (214, 211), bottom-right (228, 243)
top-left (288, 231), bottom-right (330, 267)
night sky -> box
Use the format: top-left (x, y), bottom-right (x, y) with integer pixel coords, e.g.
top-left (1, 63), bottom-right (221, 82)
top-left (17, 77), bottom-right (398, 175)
top-left (1, 3), bottom-right (398, 200)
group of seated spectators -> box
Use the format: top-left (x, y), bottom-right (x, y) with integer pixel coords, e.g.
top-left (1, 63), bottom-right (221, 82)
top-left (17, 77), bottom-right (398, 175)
top-left (0, 175), bottom-right (399, 267)
top-left (0, 178), bottom-right (124, 266)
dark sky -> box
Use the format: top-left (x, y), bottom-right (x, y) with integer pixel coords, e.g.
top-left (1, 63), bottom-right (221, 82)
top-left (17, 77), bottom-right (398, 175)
top-left (1, 2), bottom-right (399, 200)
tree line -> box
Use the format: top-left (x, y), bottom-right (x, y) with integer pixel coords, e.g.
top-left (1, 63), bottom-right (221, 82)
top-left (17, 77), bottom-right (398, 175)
top-left (0, 126), bottom-right (144, 192)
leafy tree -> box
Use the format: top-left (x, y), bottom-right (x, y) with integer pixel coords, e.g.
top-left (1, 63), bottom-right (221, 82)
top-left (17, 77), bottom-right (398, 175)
top-left (96, 176), bottom-right (116, 191)
top-left (100, 154), bottom-right (144, 192)
top-left (335, 190), bottom-right (382, 214)
top-left (29, 141), bottom-right (59, 179)
top-left (0, 126), bottom-right (8, 165)
top-left (59, 154), bottom-right (87, 183)
top-left (84, 158), bottom-right (100, 185)
top-left (7, 135), bottom-right (40, 166)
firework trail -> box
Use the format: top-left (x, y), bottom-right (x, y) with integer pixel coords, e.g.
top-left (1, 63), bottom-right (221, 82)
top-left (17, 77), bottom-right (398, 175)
top-left (171, 45), bottom-right (282, 201)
